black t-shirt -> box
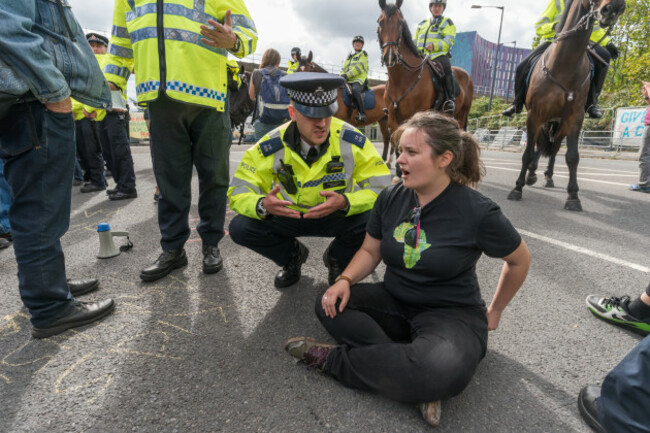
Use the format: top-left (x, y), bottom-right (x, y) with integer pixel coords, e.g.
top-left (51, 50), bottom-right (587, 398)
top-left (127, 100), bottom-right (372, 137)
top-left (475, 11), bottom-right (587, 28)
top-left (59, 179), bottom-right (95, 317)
top-left (367, 182), bottom-right (521, 309)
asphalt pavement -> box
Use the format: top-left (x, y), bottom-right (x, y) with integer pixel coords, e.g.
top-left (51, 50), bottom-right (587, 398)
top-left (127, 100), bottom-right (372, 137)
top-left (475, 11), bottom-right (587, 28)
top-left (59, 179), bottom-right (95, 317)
top-left (1, 144), bottom-right (648, 433)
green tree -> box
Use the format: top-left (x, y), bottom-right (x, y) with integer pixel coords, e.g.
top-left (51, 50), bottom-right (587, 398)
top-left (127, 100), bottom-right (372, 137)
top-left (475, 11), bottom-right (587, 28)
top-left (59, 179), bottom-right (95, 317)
top-left (601, 0), bottom-right (650, 107)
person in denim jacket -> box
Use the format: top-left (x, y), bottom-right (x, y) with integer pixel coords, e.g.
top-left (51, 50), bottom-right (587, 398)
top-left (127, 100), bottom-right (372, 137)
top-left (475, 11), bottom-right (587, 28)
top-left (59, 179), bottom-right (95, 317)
top-left (0, 0), bottom-right (115, 338)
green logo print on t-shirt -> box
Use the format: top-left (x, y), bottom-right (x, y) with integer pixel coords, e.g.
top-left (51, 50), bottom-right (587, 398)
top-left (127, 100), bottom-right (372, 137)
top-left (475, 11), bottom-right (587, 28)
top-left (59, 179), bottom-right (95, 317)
top-left (393, 222), bottom-right (432, 269)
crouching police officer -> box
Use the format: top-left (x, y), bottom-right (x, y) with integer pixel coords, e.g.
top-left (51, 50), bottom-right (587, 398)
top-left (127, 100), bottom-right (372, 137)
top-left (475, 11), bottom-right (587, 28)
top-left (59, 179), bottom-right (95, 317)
top-left (228, 73), bottom-right (391, 288)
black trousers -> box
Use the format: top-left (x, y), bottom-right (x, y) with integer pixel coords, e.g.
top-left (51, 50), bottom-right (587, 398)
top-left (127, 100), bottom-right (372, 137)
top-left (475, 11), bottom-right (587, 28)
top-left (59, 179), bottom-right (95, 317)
top-left (229, 211), bottom-right (369, 268)
top-left (316, 282), bottom-right (487, 403)
top-left (75, 118), bottom-right (106, 187)
top-left (587, 43), bottom-right (611, 107)
top-left (149, 95), bottom-right (231, 251)
top-left (350, 82), bottom-right (365, 114)
top-left (99, 112), bottom-right (136, 193)
top-left (433, 55), bottom-right (454, 101)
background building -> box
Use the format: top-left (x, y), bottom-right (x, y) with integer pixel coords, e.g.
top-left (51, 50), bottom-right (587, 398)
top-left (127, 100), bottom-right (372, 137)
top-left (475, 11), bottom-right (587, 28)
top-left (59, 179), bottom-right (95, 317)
top-left (452, 31), bottom-right (532, 101)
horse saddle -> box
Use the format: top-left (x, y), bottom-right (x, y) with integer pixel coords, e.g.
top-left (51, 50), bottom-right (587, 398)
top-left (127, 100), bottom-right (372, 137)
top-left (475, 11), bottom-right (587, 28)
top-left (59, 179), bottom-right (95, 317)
top-left (341, 85), bottom-right (377, 110)
top-left (425, 58), bottom-right (460, 97)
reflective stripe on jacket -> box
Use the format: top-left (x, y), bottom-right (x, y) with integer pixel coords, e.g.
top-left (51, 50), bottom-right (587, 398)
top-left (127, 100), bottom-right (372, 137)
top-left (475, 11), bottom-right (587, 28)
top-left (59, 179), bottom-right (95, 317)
top-left (535, 0), bottom-right (611, 46)
top-left (341, 51), bottom-right (368, 85)
top-left (228, 118), bottom-right (392, 219)
top-left (414, 16), bottom-right (456, 60)
top-left (104, 0), bottom-right (257, 111)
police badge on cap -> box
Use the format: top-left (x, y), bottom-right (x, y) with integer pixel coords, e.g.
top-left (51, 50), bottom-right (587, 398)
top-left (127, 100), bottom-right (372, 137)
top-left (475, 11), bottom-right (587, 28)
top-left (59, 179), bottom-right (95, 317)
top-left (280, 72), bottom-right (344, 118)
top-left (86, 32), bottom-right (109, 46)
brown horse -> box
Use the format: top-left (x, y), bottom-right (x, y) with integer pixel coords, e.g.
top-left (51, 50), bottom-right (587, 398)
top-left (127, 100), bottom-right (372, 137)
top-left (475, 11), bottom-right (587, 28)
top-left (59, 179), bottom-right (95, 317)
top-left (376, 0), bottom-right (474, 135)
top-left (298, 52), bottom-right (396, 164)
top-left (507, 0), bottom-right (626, 211)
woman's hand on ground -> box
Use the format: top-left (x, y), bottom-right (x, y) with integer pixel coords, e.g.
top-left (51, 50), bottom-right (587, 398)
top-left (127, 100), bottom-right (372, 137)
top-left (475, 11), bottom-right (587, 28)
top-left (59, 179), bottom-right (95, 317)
top-left (486, 306), bottom-right (503, 331)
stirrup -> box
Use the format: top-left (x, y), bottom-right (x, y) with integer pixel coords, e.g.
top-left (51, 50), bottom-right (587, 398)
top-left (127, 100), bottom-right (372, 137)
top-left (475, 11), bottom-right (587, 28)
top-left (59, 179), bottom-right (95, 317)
top-left (502, 104), bottom-right (522, 117)
top-left (442, 100), bottom-right (455, 114)
top-left (586, 105), bottom-right (602, 119)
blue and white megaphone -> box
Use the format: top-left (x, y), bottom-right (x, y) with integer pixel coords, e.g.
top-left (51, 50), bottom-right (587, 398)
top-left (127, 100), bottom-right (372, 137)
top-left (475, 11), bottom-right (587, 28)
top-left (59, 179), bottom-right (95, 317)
top-left (97, 223), bottom-right (131, 259)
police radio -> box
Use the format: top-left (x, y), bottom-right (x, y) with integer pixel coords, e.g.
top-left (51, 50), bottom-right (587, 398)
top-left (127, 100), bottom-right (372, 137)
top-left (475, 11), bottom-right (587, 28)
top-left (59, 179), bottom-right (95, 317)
top-left (276, 159), bottom-right (297, 194)
top-left (327, 156), bottom-right (345, 173)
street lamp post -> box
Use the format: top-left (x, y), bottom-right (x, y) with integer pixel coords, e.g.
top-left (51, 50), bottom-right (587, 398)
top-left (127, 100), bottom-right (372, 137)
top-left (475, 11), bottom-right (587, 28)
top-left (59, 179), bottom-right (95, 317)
top-left (471, 5), bottom-right (504, 112)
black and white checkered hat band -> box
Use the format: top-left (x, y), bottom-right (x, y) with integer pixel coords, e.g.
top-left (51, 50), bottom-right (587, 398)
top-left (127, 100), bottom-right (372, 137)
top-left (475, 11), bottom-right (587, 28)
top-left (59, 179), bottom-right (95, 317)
top-left (287, 88), bottom-right (338, 107)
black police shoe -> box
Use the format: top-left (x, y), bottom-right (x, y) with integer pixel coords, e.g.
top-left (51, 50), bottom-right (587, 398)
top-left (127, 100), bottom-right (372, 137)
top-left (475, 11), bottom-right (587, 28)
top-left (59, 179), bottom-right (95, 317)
top-left (140, 249), bottom-right (188, 282)
top-left (202, 245), bottom-right (223, 274)
top-left (502, 104), bottom-right (522, 117)
top-left (109, 191), bottom-right (138, 201)
top-left (80, 183), bottom-right (106, 193)
top-left (31, 299), bottom-right (115, 338)
top-left (274, 241), bottom-right (309, 289)
top-left (323, 245), bottom-right (343, 286)
top-left (586, 105), bottom-right (603, 119)
top-left (106, 188), bottom-right (118, 195)
top-left (578, 385), bottom-right (605, 433)
top-left (68, 278), bottom-right (100, 296)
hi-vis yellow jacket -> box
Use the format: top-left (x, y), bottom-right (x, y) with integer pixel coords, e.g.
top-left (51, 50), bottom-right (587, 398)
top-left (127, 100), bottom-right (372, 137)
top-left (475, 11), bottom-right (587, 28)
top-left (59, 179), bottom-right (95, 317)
top-left (535, 0), bottom-right (611, 46)
top-left (414, 16), bottom-right (456, 60)
top-left (104, 0), bottom-right (257, 111)
top-left (287, 60), bottom-right (299, 74)
top-left (228, 118), bottom-right (392, 219)
top-left (341, 51), bottom-right (368, 85)
top-left (73, 53), bottom-right (109, 122)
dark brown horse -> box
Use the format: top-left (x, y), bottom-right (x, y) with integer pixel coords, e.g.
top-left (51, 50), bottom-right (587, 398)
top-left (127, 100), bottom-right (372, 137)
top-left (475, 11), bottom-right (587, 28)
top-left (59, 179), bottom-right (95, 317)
top-left (228, 68), bottom-right (255, 144)
top-left (298, 53), bottom-right (397, 165)
top-left (376, 0), bottom-right (474, 134)
top-left (507, 0), bottom-right (626, 210)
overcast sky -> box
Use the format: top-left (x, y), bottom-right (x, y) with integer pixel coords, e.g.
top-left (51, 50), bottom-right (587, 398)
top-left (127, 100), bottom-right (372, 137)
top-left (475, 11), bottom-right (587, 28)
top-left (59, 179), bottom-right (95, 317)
top-left (69, 0), bottom-right (539, 81)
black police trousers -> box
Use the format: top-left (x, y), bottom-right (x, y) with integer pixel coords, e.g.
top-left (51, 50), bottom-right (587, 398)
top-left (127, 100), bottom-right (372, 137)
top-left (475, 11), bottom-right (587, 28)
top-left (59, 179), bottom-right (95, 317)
top-left (349, 82), bottom-right (366, 114)
top-left (75, 118), bottom-right (106, 187)
top-left (99, 111), bottom-right (136, 193)
top-left (149, 94), bottom-right (231, 251)
top-left (316, 282), bottom-right (488, 403)
top-left (229, 211), bottom-right (369, 268)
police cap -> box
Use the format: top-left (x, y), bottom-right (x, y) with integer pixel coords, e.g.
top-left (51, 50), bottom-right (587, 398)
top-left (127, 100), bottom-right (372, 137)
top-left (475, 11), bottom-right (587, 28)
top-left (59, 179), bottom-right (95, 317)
top-left (280, 72), bottom-right (344, 118)
top-left (86, 32), bottom-right (109, 46)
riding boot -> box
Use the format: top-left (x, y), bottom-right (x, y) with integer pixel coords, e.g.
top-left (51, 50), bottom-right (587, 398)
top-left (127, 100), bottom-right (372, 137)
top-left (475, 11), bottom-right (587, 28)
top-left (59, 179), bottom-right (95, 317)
top-left (355, 95), bottom-right (367, 123)
top-left (502, 68), bottom-right (527, 117)
top-left (585, 82), bottom-right (603, 119)
top-left (443, 74), bottom-right (455, 114)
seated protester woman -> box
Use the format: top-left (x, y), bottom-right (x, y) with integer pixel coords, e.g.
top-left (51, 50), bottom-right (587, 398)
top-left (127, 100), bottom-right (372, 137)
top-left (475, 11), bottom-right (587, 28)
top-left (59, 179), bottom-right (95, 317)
top-left (248, 48), bottom-right (290, 140)
top-left (285, 111), bottom-right (531, 427)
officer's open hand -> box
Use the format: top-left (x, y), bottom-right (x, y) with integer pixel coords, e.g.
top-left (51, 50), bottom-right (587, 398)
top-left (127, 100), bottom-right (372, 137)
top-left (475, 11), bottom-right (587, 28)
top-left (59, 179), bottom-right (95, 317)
top-left (303, 191), bottom-right (347, 219)
top-left (200, 10), bottom-right (238, 50)
top-left (263, 185), bottom-right (302, 219)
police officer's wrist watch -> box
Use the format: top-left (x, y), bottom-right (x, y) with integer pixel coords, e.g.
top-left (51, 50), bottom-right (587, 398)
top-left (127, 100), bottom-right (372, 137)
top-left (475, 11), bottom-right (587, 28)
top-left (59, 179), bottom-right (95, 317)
top-left (230, 36), bottom-right (241, 52)
top-left (256, 197), bottom-right (269, 219)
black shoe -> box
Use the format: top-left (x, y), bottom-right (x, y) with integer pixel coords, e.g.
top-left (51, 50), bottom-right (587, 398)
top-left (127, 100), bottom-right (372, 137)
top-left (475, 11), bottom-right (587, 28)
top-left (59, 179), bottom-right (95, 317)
top-left (586, 105), bottom-right (603, 119)
top-left (80, 184), bottom-right (106, 193)
top-left (322, 245), bottom-right (343, 286)
top-left (67, 278), bottom-right (100, 297)
top-left (106, 188), bottom-right (118, 195)
top-left (202, 245), bottom-right (223, 274)
top-left (578, 385), bottom-right (605, 433)
top-left (0, 231), bottom-right (11, 241)
top-left (274, 241), bottom-right (309, 289)
top-left (502, 104), bottom-right (522, 117)
top-left (31, 299), bottom-right (115, 338)
top-left (355, 112), bottom-right (367, 123)
top-left (73, 179), bottom-right (83, 186)
top-left (442, 100), bottom-right (455, 114)
top-left (140, 249), bottom-right (188, 282)
top-left (108, 191), bottom-right (138, 201)
top-left (0, 237), bottom-right (10, 250)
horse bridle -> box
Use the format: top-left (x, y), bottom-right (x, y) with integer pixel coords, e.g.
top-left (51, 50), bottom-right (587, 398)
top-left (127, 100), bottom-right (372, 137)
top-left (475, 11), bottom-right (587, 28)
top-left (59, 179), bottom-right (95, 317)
top-left (555, 0), bottom-right (599, 41)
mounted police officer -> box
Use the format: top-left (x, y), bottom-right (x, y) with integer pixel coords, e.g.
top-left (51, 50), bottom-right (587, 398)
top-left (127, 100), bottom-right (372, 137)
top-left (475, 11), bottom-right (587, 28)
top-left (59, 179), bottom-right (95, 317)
top-left (341, 36), bottom-right (369, 123)
top-left (288, 47), bottom-right (301, 74)
top-left (228, 73), bottom-right (391, 289)
top-left (502, 0), bottom-right (619, 119)
top-left (414, 0), bottom-right (457, 114)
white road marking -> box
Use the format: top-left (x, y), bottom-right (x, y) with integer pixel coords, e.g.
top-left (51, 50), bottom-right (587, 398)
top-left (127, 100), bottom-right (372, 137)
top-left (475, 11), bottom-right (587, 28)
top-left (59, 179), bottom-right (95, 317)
top-left (517, 229), bottom-right (650, 273)
top-left (485, 165), bottom-right (630, 186)
top-left (482, 158), bottom-right (638, 174)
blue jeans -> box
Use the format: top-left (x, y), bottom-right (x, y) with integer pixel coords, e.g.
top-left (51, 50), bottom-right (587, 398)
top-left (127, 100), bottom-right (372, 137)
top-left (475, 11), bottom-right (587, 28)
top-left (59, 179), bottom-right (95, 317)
top-left (0, 102), bottom-right (74, 326)
top-left (0, 158), bottom-right (11, 234)
top-left (599, 334), bottom-right (650, 433)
